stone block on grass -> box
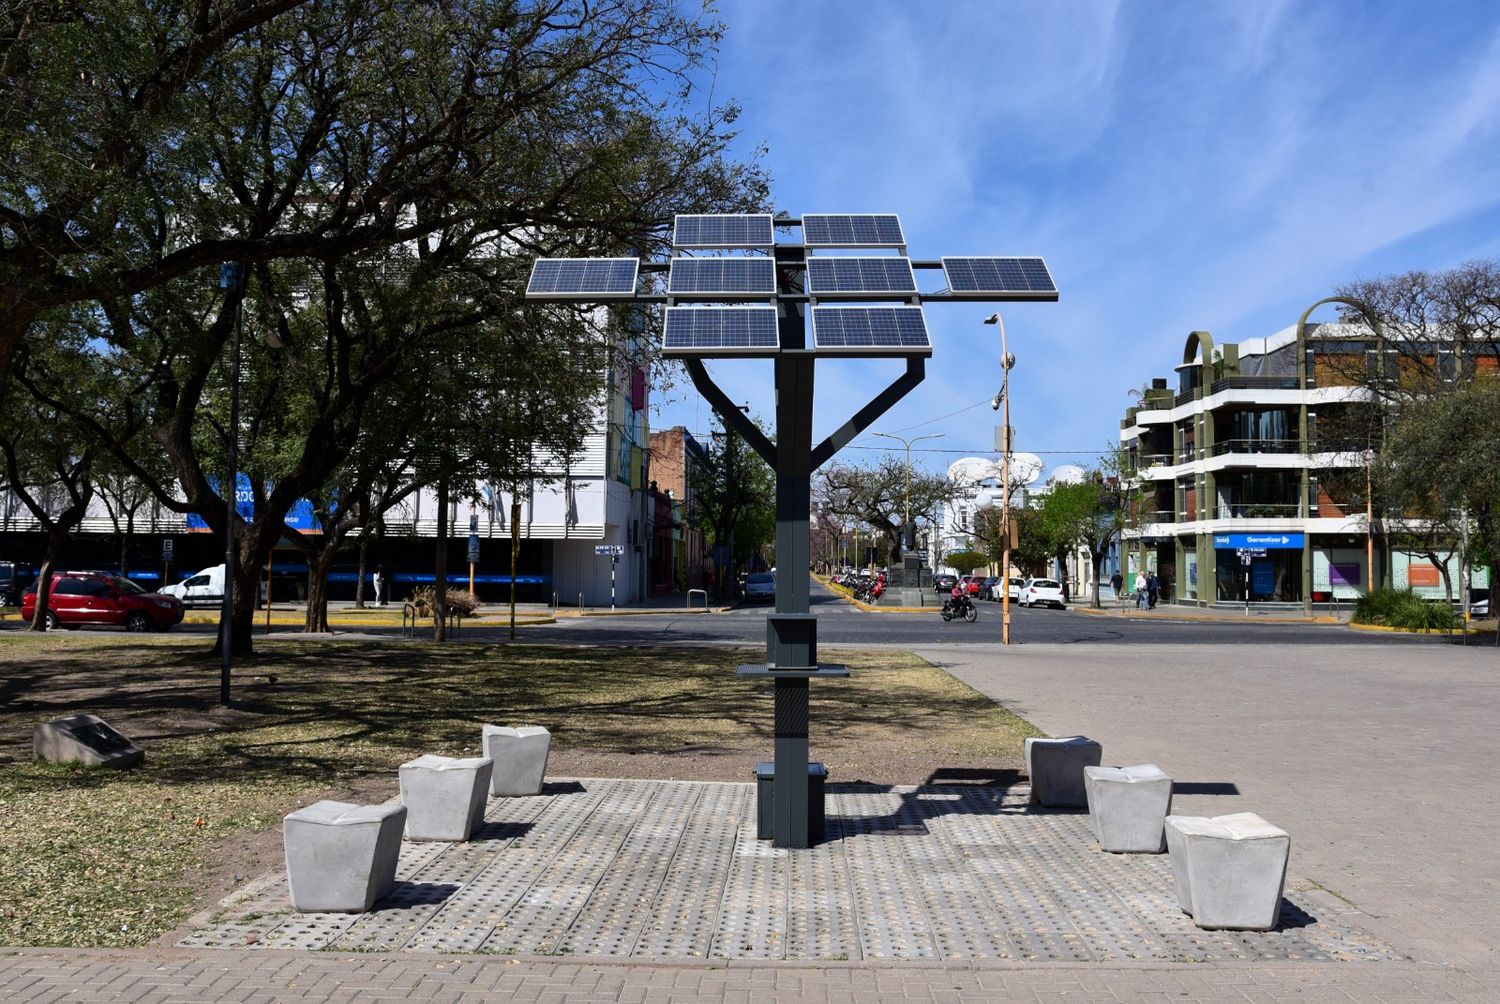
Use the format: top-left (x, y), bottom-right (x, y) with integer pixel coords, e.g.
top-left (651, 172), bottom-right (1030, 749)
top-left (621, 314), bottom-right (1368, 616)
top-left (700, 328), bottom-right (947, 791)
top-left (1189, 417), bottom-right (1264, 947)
top-left (33, 714), bottom-right (143, 769)
top-left (1165, 812), bottom-right (1290, 931)
top-left (283, 800), bottom-right (406, 912)
top-left (399, 754), bottom-right (494, 841)
top-left (482, 725), bottom-right (551, 796)
top-left (1025, 735), bottom-right (1102, 808)
top-left (1084, 764), bottom-right (1173, 852)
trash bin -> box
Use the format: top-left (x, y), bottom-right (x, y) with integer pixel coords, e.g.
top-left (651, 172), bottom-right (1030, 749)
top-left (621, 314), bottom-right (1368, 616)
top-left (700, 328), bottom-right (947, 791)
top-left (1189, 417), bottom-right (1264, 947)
top-left (754, 761), bottom-right (827, 842)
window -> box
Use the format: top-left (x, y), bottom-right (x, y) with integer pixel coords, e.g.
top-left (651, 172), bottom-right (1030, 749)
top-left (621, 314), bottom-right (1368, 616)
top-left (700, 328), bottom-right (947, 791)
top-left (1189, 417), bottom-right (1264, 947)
top-left (52, 578), bottom-right (86, 595)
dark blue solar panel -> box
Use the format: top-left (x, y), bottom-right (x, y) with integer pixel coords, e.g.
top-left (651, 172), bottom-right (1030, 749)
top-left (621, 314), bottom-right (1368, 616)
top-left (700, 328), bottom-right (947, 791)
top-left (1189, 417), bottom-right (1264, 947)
top-left (805, 257), bottom-right (916, 295)
top-left (802, 214), bottom-right (905, 247)
top-left (667, 258), bottom-right (777, 296)
top-left (811, 306), bottom-right (930, 354)
top-left (941, 257), bottom-right (1056, 294)
top-left (526, 258), bottom-right (638, 297)
top-left (662, 307), bottom-right (779, 354)
top-left (673, 214), bottom-right (775, 248)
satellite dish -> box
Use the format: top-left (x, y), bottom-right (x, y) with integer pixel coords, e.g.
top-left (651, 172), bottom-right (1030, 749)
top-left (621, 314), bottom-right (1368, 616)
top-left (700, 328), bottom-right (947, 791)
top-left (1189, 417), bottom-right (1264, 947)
top-left (1010, 452), bottom-right (1044, 486)
top-left (946, 457), bottom-right (1002, 483)
top-left (1050, 464), bottom-right (1086, 485)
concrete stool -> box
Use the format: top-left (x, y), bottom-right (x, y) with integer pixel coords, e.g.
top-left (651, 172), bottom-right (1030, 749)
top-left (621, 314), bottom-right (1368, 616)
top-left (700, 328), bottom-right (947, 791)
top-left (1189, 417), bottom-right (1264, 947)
top-left (1025, 736), bottom-right (1102, 808)
top-left (1165, 812), bottom-right (1290, 931)
top-left (283, 800), bottom-right (406, 912)
top-left (399, 754), bottom-right (494, 841)
top-left (482, 725), bottom-right (551, 796)
top-left (1084, 764), bottom-right (1173, 852)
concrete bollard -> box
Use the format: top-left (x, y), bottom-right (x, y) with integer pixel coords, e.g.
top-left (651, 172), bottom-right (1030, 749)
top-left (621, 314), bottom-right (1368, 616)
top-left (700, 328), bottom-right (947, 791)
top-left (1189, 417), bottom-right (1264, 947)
top-left (283, 800), bottom-right (406, 912)
top-left (481, 725), bottom-right (551, 796)
top-left (399, 755), bottom-right (494, 841)
top-left (1025, 736), bottom-right (1103, 808)
top-left (1165, 812), bottom-right (1290, 931)
top-left (1084, 764), bottom-right (1173, 852)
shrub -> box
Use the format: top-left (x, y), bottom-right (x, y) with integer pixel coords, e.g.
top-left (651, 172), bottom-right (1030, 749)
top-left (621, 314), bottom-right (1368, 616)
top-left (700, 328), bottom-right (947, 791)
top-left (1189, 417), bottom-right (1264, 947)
top-left (1352, 586), bottom-right (1455, 631)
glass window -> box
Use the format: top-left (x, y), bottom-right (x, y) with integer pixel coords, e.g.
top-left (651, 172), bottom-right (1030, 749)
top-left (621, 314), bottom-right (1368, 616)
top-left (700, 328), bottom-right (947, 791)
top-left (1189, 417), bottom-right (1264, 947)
top-left (51, 578), bottom-right (85, 595)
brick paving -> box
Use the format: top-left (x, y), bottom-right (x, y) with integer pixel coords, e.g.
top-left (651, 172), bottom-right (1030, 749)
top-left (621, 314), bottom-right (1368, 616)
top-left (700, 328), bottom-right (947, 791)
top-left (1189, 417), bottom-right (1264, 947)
top-left (5, 639), bottom-right (1499, 1000)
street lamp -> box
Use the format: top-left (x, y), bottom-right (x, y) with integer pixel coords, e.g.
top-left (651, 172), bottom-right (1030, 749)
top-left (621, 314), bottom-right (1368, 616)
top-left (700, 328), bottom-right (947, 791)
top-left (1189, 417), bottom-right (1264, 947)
top-left (981, 312), bottom-right (1016, 644)
top-left (873, 431), bottom-right (943, 551)
top-left (217, 262), bottom-right (246, 705)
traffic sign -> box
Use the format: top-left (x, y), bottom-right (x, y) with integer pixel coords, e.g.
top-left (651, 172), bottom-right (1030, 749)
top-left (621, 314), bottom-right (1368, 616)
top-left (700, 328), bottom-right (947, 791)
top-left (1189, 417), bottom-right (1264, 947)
top-left (594, 544), bottom-right (624, 556)
top-left (1214, 533), bottom-right (1303, 549)
top-left (161, 539), bottom-right (174, 560)
top-left (467, 534), bottom-right (480, 564)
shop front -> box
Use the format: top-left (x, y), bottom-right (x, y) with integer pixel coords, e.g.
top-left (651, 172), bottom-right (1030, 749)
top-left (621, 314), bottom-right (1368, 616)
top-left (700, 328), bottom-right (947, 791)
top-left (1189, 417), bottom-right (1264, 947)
top-left (1211, 532), bottom-right (1304, 603)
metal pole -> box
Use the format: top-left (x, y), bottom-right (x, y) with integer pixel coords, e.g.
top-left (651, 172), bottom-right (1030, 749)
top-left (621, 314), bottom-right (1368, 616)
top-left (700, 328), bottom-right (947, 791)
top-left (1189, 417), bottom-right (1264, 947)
top-left (999, 315), bottom-right (1012, 646)
top-left (611, 555), bottom-right (617, 610)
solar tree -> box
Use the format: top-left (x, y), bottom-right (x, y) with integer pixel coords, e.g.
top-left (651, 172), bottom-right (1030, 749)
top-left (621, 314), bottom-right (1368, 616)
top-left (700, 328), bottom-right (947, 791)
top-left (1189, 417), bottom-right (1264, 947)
top-left (528, 213), bottom-right (1056, 847)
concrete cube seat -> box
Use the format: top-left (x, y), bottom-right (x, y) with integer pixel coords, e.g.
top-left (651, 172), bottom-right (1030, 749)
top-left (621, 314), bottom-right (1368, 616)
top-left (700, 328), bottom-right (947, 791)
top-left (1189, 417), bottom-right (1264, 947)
top-left (1084, 764), bottom-right (1173, 853)
top-left (1025, 735), bottom-right (1103, 808)
top-left (482, 725), bottom-right (551, 796)
top-left (283, 800), bottom-right (406, 912)
top-left (1165, 812), bottom-right (1290, 931)
top-left (399, 754), bottom-right (494, 841)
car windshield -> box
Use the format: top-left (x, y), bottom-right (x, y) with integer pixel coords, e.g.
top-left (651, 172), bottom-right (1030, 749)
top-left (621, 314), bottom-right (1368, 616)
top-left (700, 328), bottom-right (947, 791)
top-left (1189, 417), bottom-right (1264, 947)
top-left (747, 574), bottom-right (774, 584)
top-left (108, 576), bottom-right (148, 595)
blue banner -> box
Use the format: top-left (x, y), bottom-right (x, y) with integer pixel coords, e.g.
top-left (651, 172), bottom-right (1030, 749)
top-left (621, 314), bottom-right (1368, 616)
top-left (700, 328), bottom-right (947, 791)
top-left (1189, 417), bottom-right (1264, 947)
top-left (186, 474), bottom-right (321, 531)
top-left (1213, 532), bottom-right (1304, 549)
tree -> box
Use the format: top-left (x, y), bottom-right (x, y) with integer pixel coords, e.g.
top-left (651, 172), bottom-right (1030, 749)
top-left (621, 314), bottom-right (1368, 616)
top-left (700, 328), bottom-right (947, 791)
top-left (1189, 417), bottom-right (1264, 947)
top-left (8, 1), bottom-right (768, 664)
top-left (817, 456), bottom-right (958, 556)
top-left (946, 550), bottom-right (988, 576)
top-left (1034, 453), bottom-right (1129, 609)
top-left (691, 425), bottom-right (774, 601)
top-left (1380, 378), bottom-right (1500, 640)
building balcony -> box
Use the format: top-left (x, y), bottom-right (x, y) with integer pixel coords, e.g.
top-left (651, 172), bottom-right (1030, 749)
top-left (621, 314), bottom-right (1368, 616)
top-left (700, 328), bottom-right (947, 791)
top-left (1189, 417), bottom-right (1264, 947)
top-left (1210, 502), bottom-right (1307, 520)
top-left (1208, 438), bottom-right (1302, 457)
top-left (1209, 376), bottom-right (1299, 393)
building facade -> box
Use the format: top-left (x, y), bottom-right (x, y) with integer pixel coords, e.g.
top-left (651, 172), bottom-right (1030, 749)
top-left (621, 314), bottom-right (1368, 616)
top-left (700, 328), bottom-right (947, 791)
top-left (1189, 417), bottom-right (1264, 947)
top-left (1119, 323), bottom-right (1485, 608)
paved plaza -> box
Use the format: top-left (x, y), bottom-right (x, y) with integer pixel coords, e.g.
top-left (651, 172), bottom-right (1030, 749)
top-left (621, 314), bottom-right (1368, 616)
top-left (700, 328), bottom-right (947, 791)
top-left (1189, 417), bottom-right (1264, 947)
top-left (180, 778), bottom-right (1390, 965)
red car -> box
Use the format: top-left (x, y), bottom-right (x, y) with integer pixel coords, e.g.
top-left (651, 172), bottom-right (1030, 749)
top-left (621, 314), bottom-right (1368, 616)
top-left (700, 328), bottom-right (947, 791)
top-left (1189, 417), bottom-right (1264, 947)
top-left (22, 572), bottom-right (184, 632)
top-left (960, 576), bottom-right (983, 596)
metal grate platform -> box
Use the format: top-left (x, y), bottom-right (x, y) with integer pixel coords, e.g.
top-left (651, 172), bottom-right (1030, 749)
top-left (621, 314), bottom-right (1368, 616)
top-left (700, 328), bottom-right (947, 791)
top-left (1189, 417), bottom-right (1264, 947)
top-left (182, 778), bottom-right (1402, 963)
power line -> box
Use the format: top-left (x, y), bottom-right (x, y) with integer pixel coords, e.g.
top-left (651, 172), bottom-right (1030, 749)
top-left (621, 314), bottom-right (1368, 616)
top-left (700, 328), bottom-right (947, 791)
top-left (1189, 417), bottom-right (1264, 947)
top-left (888, 396), bottom-right (992, 433)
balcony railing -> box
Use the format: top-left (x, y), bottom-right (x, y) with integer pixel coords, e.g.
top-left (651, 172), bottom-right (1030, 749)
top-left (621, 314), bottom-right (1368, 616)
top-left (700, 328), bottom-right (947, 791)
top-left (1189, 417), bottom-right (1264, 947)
top-left (1307, 439), bottom-right (1371, 455)
top-left (1208, 438), bottom-right (1302, 457)
top-left (1175, 389), bottom-right (1200, 407)
top-left (1211, 502), bottom-right (1305, 519)
top-left (1135, 453), bottom-right (1173, 469)
top-left (1133, 509), bottom-right (1176, 524)
top-left (1209, 376), bottom-right (1299, 393)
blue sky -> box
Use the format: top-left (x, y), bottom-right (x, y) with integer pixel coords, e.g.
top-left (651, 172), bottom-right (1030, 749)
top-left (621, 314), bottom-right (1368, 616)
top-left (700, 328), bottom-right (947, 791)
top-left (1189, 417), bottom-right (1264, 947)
top-left (651, 0), bottom-right (1500, 481)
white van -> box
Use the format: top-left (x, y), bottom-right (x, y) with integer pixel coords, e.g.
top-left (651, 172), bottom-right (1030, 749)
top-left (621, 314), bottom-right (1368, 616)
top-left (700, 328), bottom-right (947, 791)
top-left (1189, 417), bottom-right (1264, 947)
top-left (161, 565), bottom-right (225, 608)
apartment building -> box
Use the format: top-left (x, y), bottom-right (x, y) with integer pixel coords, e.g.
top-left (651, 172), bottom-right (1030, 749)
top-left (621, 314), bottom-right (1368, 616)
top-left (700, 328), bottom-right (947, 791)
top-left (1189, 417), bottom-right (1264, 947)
top-left (1119, 322), bottom-right (1486, 609)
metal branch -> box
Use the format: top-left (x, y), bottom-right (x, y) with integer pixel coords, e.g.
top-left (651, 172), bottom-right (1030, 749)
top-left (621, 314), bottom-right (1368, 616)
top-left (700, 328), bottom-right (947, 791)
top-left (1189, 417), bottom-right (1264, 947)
top-left (683, 358), bottom-right (776, 464)
top-left (810, 356), bottom-right (925, 471)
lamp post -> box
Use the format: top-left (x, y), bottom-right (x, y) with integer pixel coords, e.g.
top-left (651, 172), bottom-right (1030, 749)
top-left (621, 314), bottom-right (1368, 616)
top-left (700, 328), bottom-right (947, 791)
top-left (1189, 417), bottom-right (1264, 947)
top-left (983, 312), bottom-right (1016, 645)
top-left (873, 431), bottom-right (943, 551)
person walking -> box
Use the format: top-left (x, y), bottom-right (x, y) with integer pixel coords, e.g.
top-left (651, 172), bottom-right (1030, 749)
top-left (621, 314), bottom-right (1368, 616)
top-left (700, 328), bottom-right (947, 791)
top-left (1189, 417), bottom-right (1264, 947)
top-left (373, 566), bottom-right (385, 607)
top-left (1110, 569), bottom-right (1124, 601)
top-left (1146, 572), bottom-right (1160, 610)
top-left (1133, 571), bottom-right (1147, 609)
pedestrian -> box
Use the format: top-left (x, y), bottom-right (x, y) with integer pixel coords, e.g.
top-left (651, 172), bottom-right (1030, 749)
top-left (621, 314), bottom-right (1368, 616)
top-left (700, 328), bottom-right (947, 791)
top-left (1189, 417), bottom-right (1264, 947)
top-left (373, 565), bottom-right (385, 607)
top-left (1110, 569), bottom-right (1124, 600)
top-left (1133, 571), bottom-right (1147, 609)
top-left (1147, 572), bottom-right (1159, 610)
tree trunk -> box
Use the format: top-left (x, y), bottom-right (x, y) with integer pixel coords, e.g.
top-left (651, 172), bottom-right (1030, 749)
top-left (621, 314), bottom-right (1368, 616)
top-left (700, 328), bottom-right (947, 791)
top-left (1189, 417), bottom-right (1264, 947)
top-left (433, 473), bottom-right (449, 642)
top-left (29, 553), bottom-right (58, 632)
top-left (304, 549), bottom-right (337, 633)
top-left (509, 496), bottom-right (521, 640)
top-left (1091, 551), bottom-right (1104, 609)
top-left (354, 534), bottom-right (369, 609)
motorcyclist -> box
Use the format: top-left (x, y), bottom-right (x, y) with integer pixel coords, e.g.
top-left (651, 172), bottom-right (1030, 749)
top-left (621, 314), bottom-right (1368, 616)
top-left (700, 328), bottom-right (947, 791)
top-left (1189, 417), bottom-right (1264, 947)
top-left (949, 581), bottom-right (966, 613)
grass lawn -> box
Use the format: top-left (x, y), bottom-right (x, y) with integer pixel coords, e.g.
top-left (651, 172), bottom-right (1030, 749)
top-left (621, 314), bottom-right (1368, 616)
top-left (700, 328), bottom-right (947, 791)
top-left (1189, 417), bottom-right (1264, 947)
top-left (0, 633), bottom-right (1041, 948)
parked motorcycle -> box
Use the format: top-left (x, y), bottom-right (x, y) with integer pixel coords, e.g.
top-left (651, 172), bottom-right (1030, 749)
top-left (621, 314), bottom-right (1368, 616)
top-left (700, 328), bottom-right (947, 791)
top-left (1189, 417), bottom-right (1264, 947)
top-left (940, 595), bottom-right (978, 623)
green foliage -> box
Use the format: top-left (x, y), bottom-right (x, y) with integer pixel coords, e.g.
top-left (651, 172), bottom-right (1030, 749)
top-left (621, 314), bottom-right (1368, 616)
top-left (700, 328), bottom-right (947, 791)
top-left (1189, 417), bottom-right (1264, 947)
top-left (1352, 587), bottom-right (1457, 631)
top-left (690, 425), bottom-right (776, 573)
top-left (946, 550), bottom-right (988, 575)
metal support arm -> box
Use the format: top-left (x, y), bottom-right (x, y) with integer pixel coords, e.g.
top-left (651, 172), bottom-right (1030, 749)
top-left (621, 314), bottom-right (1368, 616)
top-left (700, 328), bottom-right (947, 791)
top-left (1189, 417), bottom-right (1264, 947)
top-left (810, 356), bottom-right (926, 471)
top-left (684, 358), bottom-right (777, 465)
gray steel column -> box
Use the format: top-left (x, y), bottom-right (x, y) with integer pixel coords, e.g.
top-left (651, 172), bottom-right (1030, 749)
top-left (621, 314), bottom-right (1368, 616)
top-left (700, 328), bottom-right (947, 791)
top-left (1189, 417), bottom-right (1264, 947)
top-left (773, 677), bottom-right (811, 847)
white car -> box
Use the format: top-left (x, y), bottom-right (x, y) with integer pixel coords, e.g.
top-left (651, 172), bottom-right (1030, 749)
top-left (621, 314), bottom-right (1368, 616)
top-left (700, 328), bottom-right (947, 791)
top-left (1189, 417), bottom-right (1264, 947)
top-left (743, 572), bottom-right (776, 601)
top-left (1006, 576), bottom-right (1027, 602)
top-left (1020, 578), bottom-right (1066, 609)
top-left (160, 564), bottom-right (226, 608)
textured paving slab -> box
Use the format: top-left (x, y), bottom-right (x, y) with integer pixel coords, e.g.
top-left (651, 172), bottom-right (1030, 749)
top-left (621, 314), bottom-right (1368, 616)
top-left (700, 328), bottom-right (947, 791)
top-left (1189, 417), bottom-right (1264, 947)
top-left (182, 777), bottom-right (1398, 965)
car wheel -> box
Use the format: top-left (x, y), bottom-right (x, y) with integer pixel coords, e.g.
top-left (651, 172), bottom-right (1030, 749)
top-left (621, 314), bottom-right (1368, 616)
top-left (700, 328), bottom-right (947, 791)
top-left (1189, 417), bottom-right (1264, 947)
top-left (124, 612), bottom-right (151, 632)
top-left (43, 610), bottom-right (60, 631)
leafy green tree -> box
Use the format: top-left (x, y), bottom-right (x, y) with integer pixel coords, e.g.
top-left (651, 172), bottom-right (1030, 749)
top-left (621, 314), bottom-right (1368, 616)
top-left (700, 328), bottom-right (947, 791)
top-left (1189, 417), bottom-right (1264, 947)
top-left (946, 550), bottom-right (988, 576)
top-left (7, 1), bottom-right (767, 667)
top-left (691, 424), bottom-right (775, 600)
top-left (1035, 453), bottom-right (1129, 608)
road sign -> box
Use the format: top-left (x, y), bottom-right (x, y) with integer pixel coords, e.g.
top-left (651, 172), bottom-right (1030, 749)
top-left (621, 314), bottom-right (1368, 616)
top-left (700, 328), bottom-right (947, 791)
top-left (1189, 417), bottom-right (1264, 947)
top-left (469, 512), bottom-right (479, 534)
top-left (467, 534), bottom-right (480, 564)
top-left (1214, 532), bottom-right (1303, 549)
top-left (161, 539), bottom-right (174, 560)
top-left (594, 544), bottom-right (624, 556)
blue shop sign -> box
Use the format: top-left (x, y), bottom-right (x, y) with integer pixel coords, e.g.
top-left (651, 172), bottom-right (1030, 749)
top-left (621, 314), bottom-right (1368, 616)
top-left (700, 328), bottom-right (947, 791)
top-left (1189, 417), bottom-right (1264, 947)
top-left (1213, 532), bottom-right (1304, 549)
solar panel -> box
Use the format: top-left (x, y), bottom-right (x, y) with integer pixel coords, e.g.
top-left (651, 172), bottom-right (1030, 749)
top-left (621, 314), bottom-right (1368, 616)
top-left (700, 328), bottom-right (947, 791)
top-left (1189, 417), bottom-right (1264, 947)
top-left (525, 258), bottom-right (639, 298)
top-left (667, 258), bottom-right (777, 298)
top-left (805, 257), bottom-right (916, 297)
top-left (672, 214), bottom-right (775, 249)
top-left (811, 306), bottom-right (930, 355)
top-left (661, 306), bottom-right (780, 355)
top-left (802, 214), bottom-right (905, 248)
top-left (941, 257), bottom-right (1057, 297)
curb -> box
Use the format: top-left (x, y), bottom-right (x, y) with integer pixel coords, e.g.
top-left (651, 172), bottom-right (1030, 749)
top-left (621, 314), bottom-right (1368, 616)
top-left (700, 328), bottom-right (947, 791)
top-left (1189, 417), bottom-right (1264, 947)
top-left (1347, 620), bottom-right (1494, 635)
top-left (1073, 606), bottom-right (1341, 625)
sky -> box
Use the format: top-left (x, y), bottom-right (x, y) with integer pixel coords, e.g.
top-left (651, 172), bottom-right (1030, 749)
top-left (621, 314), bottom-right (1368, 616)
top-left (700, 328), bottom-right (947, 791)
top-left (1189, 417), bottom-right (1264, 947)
top-left (649, 0), bottom-right (1500, 484)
